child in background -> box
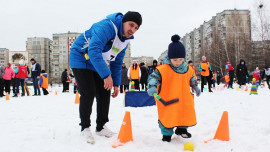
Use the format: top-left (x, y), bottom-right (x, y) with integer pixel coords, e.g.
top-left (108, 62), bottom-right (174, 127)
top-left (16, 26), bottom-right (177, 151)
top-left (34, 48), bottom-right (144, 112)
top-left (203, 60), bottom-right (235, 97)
top-left (147, 35), bottom-right (201, 142)
top-left (39, 70), bottom-right (49, 95)
top-left (222, 73), bottom-right (230, 88)
top-left (253, 67), bottom-right (261, 88)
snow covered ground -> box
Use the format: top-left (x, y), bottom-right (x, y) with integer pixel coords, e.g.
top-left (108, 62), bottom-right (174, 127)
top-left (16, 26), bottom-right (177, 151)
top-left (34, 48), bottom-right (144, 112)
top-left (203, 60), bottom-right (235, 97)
top-left (0, 84), bottom-right (270, 152)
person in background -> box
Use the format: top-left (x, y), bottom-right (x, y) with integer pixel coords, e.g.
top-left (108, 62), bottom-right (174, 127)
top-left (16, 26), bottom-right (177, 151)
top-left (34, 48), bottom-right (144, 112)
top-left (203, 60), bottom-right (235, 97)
top-left (0, 64), bottom-right (5, 97)
top-left (128, 60), bottom-right (141, 90)
top-left (188, 60), bottom-right (197, 80)
top-left (225, 61), bottom-right (234, 89)
top-left (236, 59), bottom-right (249, 88)
top-left (39, 70), bottom-right (49, 95)
top-left (13, 60), bottom-right (28, 97)
top-left (139, 62), bottom-right (148, 91)
top-left (61, 69), bottom-right (68, 93)
top-left (253, 67), bottom-right (261, 88)
top-left (198, 56), bottom-right (213, 92)
top-left (120, 63), bottom-right (129, 93)
top-left (148, 60), bottom-right (158, 75)
top-left (262, 66), bottom-right (270, 89)
top-left (212, 71), bottom-right (217, 88)
top-left (2, 63), bottom-right (15, 95)
top-left (216, 71), bottom-right (221, 85)
top-left (30, 58), bottom-right (41, 96)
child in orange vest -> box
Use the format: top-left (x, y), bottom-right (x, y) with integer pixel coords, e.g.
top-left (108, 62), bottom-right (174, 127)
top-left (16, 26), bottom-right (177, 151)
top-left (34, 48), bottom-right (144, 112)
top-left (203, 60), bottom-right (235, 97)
top-left (147, 35), bottom-right (201, 142)
top-left (39, 70), bottom-right (49, 95)
top-left (222, 73), bottom-right (230, 88)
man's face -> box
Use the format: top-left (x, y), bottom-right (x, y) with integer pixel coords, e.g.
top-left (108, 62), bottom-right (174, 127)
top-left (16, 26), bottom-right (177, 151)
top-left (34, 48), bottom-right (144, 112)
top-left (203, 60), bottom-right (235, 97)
top-left (189, 63), bottom-right (193, 66)
top-left (31, 61), bottom-right (34, 64)
top-left (123, 21), bottom-right (139, 38)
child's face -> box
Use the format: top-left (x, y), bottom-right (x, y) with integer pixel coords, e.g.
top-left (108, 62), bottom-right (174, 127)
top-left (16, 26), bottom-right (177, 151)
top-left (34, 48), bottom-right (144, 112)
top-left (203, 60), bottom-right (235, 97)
top-left (170, 58), bottom-right (184, 67)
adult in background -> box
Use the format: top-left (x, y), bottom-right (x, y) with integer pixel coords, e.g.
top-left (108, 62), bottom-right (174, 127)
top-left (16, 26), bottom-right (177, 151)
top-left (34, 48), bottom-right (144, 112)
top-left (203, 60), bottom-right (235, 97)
top-left (139, 62), bottom-right (148, 91)
top-left (225, 61), bottom-right (234, 89)
top-left (236, 59), bottom-right (249, 88)
top-left (69, 11), bottom-right (142, 142)
top-left (120, 63), bottom-right (129, 93)
top-left (188, 60), bottom-right (197, 80)
top-left (148, 60), bottom-right (158, 75)
top-left (262, 66), bottom-right (270, 89)
top-left (198, 56), bottom-right (213, 92)
top-left (13, 60), bottom-right (28, 97)
top-left (2, 63), bottom-right (15, 95)
top-left (128, 60), bottom-right (141, 90)
top-left (30, 58), bottom-right (41, 96)
top-left (216, 70), bottom-right (221, 85)
top-left (61, 69), bottom-right (68, 92)
top-left (0, 64), bottom-right (5, 97)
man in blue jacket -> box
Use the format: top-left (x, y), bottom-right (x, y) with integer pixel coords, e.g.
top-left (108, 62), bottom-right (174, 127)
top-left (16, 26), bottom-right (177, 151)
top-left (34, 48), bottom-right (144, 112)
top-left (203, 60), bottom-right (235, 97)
top-left (69, 11), bottom-right (142, 143)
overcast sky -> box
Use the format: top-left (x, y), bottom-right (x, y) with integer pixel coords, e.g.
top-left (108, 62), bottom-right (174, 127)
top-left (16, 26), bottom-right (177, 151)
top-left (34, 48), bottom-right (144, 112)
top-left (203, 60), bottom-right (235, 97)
top-left (0, 0), bottom-right (261, 59)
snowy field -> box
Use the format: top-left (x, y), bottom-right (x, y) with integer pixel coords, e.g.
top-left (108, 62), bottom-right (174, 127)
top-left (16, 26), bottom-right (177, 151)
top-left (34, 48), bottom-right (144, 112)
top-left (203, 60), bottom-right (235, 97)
top-left (0, 83), bottom-right (270, 152)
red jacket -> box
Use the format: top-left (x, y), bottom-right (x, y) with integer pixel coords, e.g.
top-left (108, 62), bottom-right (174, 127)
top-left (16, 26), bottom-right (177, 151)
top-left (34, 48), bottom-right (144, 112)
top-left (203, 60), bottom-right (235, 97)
top-left (16, 65), bottom-right (28, 79)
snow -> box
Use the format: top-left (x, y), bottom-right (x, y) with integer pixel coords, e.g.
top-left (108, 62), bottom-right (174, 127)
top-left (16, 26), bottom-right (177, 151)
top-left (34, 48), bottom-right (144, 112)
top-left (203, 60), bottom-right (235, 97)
top-left (0, 84), bottom-right (270, 152)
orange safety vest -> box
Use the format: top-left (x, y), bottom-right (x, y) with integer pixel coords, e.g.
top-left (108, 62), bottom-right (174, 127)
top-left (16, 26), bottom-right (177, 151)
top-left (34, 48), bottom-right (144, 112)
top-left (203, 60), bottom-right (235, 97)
top-left (155, 64), bottom-right (196, 128)
top-left (40, 75), bottom-right (48, 89)
top-left (225, 75), bottom-right (230, 83)
top-left (200, 62), bottom-right (210, 76)
top-left (129, 65), bottom-right (140, 79)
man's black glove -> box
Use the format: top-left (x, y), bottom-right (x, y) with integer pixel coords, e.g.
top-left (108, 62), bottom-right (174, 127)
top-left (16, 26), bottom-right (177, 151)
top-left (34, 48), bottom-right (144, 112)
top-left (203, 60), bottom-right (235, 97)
top-left (202, 69), bottom-right (206, 72)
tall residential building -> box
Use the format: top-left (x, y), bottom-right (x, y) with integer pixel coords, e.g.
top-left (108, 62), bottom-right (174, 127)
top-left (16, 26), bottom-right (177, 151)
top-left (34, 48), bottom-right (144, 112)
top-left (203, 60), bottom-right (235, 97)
top-left (26, 37), bottom-right (52, 75)
top-left (0, 48), bottom-right (9, 66)
top-left (131, 56), bottom-right (154, 67)
top-left (181, 9), bottom-right (251, 73)
top-left (50, 32), bottom-right (80, 83)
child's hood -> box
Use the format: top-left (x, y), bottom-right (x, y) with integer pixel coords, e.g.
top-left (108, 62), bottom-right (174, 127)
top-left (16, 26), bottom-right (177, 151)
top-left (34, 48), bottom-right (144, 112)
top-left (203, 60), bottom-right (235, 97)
top-left (42, 73), bottom-right (48, 78)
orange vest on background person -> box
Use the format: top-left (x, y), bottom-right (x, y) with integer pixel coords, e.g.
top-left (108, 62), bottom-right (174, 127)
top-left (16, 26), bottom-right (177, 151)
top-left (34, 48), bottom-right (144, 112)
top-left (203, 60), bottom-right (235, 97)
top-left (225, 75), bottom-right (230, 83)
top-left (200, 62), bottom-right (210, 76)
top-left (129, 65), bottom-right (140, 79)
top-left (155, 64), bottom-right (196, 128)
top-left (40, 74), bottom-right (48, 89)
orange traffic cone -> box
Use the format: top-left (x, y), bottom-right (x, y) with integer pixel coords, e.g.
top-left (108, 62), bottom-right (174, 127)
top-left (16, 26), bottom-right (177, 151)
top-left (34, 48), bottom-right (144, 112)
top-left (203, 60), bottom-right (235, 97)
top-left (112, 111), bottom-right (133, 148)
top-left (55, 91), bottom-right (58, 95)
top-left (6, 93), bottom-right (10, 101)
top-left (245, 86), bottom-right (248, 92)
top-left (75, 92), bottom-right (80, 104)
top-left (214, 111), bottom-right (229, 141)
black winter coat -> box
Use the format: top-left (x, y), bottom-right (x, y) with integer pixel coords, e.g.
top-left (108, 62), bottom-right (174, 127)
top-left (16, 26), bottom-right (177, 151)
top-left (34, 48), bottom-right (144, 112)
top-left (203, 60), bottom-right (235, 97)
top-left (140, 66), bottom-right (148, 83)
top-left (121, 67), bottom-right (129, 85)
top-left (236, 59), bottom-right (248, 84)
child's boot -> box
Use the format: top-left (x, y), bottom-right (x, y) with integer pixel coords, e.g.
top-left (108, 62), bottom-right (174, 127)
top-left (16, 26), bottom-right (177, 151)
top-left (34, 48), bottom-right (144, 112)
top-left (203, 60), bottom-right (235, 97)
top-left (175, 128), bottom-right (192, 138)
top-left (162, 135), bottom-right (172, 142)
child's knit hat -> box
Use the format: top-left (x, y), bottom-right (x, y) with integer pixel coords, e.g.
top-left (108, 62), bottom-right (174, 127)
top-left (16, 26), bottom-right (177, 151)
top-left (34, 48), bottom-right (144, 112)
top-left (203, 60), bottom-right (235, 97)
top-left (168, 34), bottom-right (186, 59)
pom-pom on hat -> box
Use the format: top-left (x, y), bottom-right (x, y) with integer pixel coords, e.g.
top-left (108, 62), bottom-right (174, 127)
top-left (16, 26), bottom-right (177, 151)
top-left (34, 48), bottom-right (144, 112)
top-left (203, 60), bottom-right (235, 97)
top-left (168, 34), bottom-right (186, 59)
top-left (123, 11), bottom-right (142, 28)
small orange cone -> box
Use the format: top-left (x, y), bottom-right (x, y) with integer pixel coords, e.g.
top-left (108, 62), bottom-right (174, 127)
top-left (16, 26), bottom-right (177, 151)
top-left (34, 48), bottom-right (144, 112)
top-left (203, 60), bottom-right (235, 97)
top-left (112, 111), bottom-right (133, 148)
top-left (75, 92), bottom-right (80, 104)
top-left (6, 93), bottom-right (10, 100)
top-left (214, 111), bottom-right (229, 141)
top-left (245, 86), bottom-right (248, 92)
top-left (55, 91), bottom-right (58, 95)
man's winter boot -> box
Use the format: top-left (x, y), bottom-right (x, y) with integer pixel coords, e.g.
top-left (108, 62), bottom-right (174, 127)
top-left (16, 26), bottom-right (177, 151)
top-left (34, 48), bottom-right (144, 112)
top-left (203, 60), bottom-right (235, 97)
top-left (162, 135), bottom-right (172, 142)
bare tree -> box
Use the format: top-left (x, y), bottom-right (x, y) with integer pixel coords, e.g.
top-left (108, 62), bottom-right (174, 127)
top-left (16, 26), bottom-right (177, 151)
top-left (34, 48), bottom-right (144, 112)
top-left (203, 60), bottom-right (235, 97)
top-left (252, 0), bottom-right (270, 67)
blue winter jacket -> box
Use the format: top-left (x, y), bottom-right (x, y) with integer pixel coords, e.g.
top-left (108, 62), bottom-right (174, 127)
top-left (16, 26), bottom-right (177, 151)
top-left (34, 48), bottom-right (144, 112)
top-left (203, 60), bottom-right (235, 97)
top-left (69, 12), bottom-right (134, 86)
